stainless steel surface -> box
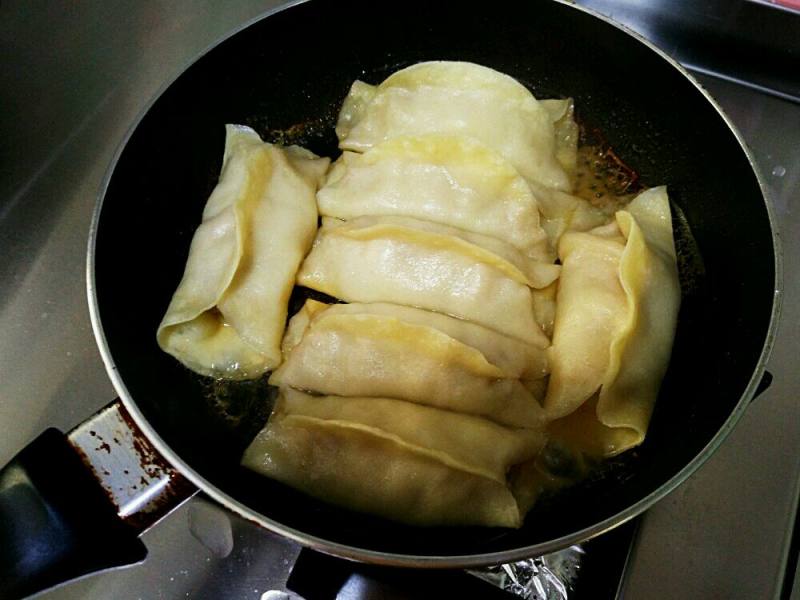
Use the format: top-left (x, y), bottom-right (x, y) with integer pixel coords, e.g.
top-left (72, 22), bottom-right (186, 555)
top-left (620, 74), bottom-right (800, 600)
top-left (1, 0), bottom-right (798, 598)
top-left (577, 0), bottom-right (800, 102)
top-left (68, 400), bottom-right (195, 530)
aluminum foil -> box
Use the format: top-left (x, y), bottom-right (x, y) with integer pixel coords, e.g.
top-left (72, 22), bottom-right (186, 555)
top-left (467, 545), bottom-right (585, 599)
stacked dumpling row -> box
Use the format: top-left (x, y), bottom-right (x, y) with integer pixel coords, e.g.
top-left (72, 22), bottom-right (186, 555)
top-left (248, 63), bottom-right (571, 527)
top-left (158, 61), bottom-right (680, 529)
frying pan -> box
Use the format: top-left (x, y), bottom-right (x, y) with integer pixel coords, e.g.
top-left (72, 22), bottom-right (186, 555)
top-left (0, 0), bottom-right (781, 596)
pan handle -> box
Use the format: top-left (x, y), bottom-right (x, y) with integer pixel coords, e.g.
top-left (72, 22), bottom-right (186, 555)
top-left (0, 401), bottom-right (197, 600)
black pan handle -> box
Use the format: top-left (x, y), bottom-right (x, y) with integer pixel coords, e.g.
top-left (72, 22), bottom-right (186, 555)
top-left (0, 401), bottom-right (196, 600)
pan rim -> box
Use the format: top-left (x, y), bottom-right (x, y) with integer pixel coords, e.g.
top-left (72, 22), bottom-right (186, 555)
top-left (85, 0), bottom-right (783, 568)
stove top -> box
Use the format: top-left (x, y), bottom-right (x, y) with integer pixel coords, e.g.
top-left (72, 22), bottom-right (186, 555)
top-left (1, 1), bottom-right (798, 598)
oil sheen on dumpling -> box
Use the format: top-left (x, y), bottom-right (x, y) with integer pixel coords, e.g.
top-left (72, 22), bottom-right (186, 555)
top-left (241, 388), bottom-right (547, 527)
top-left (296, 216), bottom-right (549, 346)
top-left (317, 134), bottom-right (552, 260)
top-left (336, 61), bottom-right (574, 191)
top-left (157, 125), bottom-right (329, 379)
top-left (544, 187), bottom-right (680, 456)
top-left (270, 300), bottom-right (546, 427)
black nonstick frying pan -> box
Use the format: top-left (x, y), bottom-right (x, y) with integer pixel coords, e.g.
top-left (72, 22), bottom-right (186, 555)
top-left (0, 0), bottom-right (781, 597)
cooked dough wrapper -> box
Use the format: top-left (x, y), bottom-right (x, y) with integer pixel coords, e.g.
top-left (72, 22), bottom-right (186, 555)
top-left (270, 303), bottom-right (545, 428)
top-left (317, 134), bottom-right (552, 260)
top-left (529, 181), bottom-right (617, 249)
top-left (547, 395), bottom-right (641, 459)
top-left (532, 282), bottom-right (558, 339)
top-left (336, 61), bottom-right (574, 191)
top-left (157, 125), bottom-right (329, 379)
top-left (242, 389), bottom-right (546, 527)
top-left (300, 300), bottom-right (549, 379)
top-left (297, 217), bottom-right (548, 346)
top-left (321, 215), bottom-right (559, 289)
top-left (541, 98), bottom-right (579, 185)
top-left (544, 187), bottom-right (680, 455)
top-left (544, 225), bottom-right (627, 416)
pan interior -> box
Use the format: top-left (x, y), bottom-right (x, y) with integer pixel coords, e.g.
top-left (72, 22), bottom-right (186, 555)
top-left (93, 0), bottom-right (775, 559)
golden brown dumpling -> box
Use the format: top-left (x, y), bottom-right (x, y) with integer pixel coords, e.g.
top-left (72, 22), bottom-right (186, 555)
top-left (157, 125), bottom-right (329, 378)
top-left (270, 300), bottom-right (546, 427)
top-left (241, 388), bottom-right (547, 527)
top-left (544, 187), bottom-right (680, 456)
top-left (296, 216), bottom-right (549, 346)
top-left (317, 134), bottom-right (552, 261)
top-left (336, 61), bottom-right (575, 191)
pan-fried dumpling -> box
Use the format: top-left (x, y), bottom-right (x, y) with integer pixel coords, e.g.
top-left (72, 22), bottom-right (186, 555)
top-left (544, 187), bottom-right (680, 455)
top-left (317, 134), bottom-right (552, 261)
top-left (336, 61), bottom-right (574, 191)
top-left (529, 180), bottom-right (617, 248)
top-left (321, 215), bottom-right (559, 289)
top-left (541, 98), bottom-right (579, 185)
top-left (296, 216), bottom-right (549, 345)
top-left (157, 125), bottom-right (329, 379)
top-left (532, 282), bottom-right (558, 339)
top-left (270, 300), bottom-right (546, 427)
top-left (288, 300), bottom-right (549, 380)
top-left (241, 389), bottom-right (546, 527)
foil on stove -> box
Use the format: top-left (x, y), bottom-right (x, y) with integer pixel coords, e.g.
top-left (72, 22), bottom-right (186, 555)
top-left (467, 545), bottom-right (584, 599)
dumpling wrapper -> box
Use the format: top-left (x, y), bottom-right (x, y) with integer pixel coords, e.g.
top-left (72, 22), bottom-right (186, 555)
top-left (242, 389), bottom-right (546, 527)
top-left (317, 134), bottom-right (552, 261)
top-left (321, 215), bottom-right (560, 289)
top-left (270, 300), bottom-right (546, 428)
top-left (297, 216), bottom-right (549, 346)
top-left (529, 180), bottom-right (617, 249)
top-left (157, 125), bottom-right (329, 379)
top-left (546, 395), bottom-right (640, 459)
top-left (285, 300), bottom-right (549, 379)
top-left (540, 98), bottom-right (579, 186)
top-left (532, 282), bottom-right (558, 339)
top-left (336, 61), bottom-right (574, 191)
top-left (544, 187), bottom-right (680, 455)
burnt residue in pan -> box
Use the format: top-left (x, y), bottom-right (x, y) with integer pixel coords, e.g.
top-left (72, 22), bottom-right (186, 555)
top-left (575, 122), bottom-right (643, 202)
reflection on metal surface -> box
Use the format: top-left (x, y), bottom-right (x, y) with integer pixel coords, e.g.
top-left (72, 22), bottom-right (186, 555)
top-left (188, 499), bottom-right (235, 558)
top-left (469, 546), bottom-right (584, 599)
top-left (68, 400), bottom-right (196, 533)
top-left (261, 592), bottom-right (304, 600)
top-left (576, 0), bottom-right (800, 103)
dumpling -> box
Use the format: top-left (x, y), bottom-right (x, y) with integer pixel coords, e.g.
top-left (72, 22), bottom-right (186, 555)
top-left (296, 216), bottom-right (549, 346)
top-left (270, 300), bottom-right (546, 427)
top-left (336, 61), bottom-right (574, 191)
top-left (541, 98), bottom-right (579, 185)
top-left (529, 180), bottom-right (617, 248)
top-left (544, 187), bottom-right (680, 455)
top-left (157, 125), bottom-right (329, 379)
top-left (317, 134), bottom-right (552, 261)
top-left (321, 214), bottom-right (559, 288)
top-left (241, 388), bottom-right (547, 527)
top-left (294, 300), bottom-right (549, 380)
top-left (544, 223), bottom-right (627, 416)
top-left (532, 282), bottom-right (558, 339)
